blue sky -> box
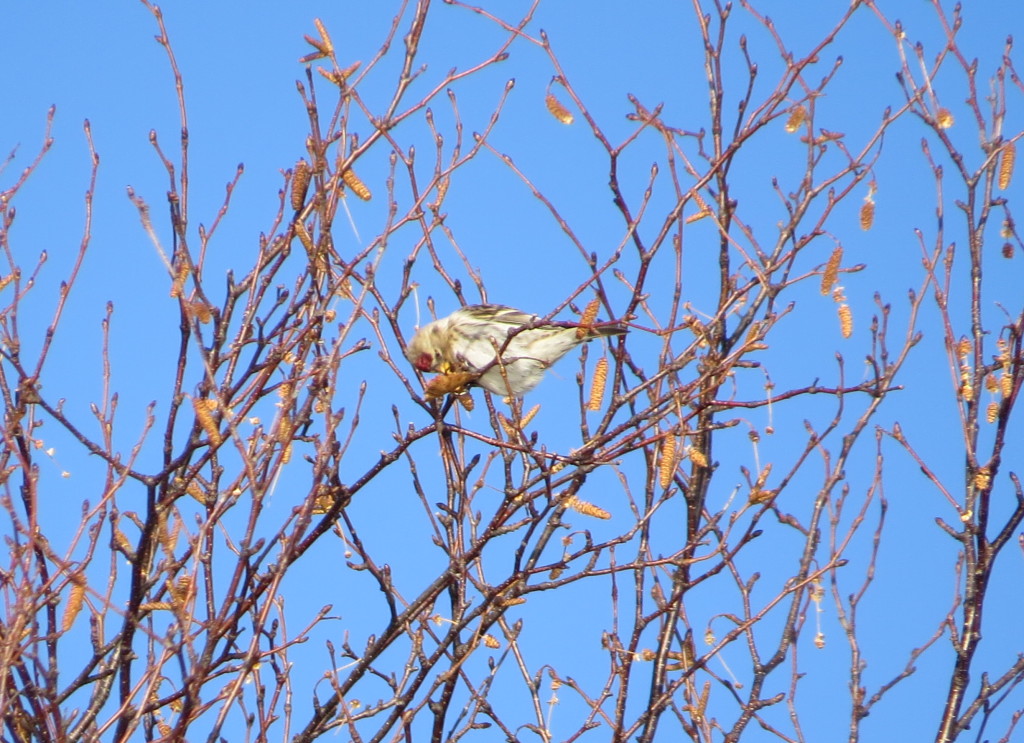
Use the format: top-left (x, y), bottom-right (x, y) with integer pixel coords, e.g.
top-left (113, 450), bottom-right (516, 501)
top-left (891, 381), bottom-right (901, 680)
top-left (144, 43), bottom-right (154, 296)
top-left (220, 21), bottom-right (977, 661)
top-left (3, 1), bottom-right (1023, 740)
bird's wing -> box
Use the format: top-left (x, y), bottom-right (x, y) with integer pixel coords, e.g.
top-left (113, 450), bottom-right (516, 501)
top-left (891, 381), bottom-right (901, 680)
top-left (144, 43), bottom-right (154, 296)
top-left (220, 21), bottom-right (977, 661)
top-left (446, 305), bottom-right (539, 372)
top-left (455, 305), bottom-right (539, 328)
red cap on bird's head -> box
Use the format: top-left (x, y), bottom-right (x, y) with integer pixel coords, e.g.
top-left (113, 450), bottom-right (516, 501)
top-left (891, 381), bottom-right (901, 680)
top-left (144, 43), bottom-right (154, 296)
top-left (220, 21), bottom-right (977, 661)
top-left (414, 352), bottom-right (433, 372)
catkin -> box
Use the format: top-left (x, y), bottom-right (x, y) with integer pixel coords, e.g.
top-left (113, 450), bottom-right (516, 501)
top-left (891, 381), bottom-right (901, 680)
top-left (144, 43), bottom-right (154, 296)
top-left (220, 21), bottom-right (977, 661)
top-left (291, 159), bottom-right (311, 210)
top-left (295, 221), bottom-right (316, 254)
top-left (588, 358), bottom-right (609, 410)
top-left (565, 495), bottom-right (611, 519)
top-left (338, 60), bottom-right (361, 80)
top-left (545, 94), bottom-right (574, 125)
top-left (519, 404), bottom-right (541, 429)
top-left (170, 260), bottom-right (190, 298)
top-left (838, 304), bottom-right (853, 338)
top-left (820, 247), bottom-right (843, 295)
top-left (784, 105), bottom-right (807, 133)
top-left (313, 18), bottom-right (334, 54)
top-left (424, 371), bottom-right (478, 399)
top-left (193, 398), bottom-right (222, 445)
top-left (986, 401), bottom-right (999, 424)
top-left (189, 300), bottom-right (213, 324)
top-left (577, 298), bottom-right (601, 338)
top-left (859, 200), bottom-right (875, 231)
top-left (936, 108), bottom-right (954, 129)
top-left (497, 413), bottom-right (515, 437)
top-left (659, 435), bottom-right (677, 488)
top-left (342, 168), bottom-right (372, 200)
top-left (62, 580), bottom-right (85, 632)
top-left (686, 190), bottom-right (712, 223)
top-left (184, 480), bottom-right (207, 504)
top-left (999, 142), bottom-right (1016, 190)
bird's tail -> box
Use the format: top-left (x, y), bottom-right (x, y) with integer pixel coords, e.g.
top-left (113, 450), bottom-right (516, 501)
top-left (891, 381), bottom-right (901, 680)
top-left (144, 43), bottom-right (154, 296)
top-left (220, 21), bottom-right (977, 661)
top-left (584, 320), bottom-right (629, 338)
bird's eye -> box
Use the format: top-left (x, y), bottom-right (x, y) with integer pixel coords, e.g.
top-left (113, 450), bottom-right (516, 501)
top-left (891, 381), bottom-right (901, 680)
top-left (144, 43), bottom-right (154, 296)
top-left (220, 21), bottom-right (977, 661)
top-left (415, 352), bottom-right (433, 371)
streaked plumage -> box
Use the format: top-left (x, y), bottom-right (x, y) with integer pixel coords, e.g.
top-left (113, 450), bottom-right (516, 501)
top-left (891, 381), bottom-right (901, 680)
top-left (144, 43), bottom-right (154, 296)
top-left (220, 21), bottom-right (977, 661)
top-left (405, 304), bottom-right (627, 396)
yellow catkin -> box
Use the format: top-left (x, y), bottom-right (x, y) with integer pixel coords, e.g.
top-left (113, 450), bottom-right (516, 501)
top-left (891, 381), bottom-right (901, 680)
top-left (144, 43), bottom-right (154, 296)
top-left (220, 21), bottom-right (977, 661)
top-left (193, 398), bottom-right (222, 445)
top-left (686, 191), bottom-right (712, 223)
top-left (291, 159), bottom-right (311, 211)
top-left (189, 300), bottom-right (213, 324)
top-left (838, 304), bottom-right (853, 338)
top-left (139, 602), bottom-right (174, 613)
top-left (577, 298), bottom-right (601, 338)
top-left (545, 93), bottom-right (574, 125)
top-left (169, 260), bottom-right (190, 298)
top-left (820, 247), bottom-right (843, 295)
top-left (997, 338), bottom-right (1011, 365)
top-left (985, 374), bottom-right (999, 393)
top-left (483, 634), bottom-right (501, 649)
top-left (936, 108), bottom-right (954, 129)
top-left (784, 105), bottom-right (807, 133)
top-left (999, 142), bottom-right (1016, 190)
top-left (278, 416), bottom-right (293, 463)
top-left (859, 199), bottom-right (875, 231)
top-left (689, 447), bottom-right (707, 468)
top-left (0, 274), bottom-right (15, 292)
top-left (659, 435), bottom-right (677, 488)
top-left (338, 60), bottom-right (361, 80)
top-left (1000, 373), bottom-right (1013, 398)
top-left (497, 413), bottom-right (516, 437)
top-left (158, 514), bottom-right (179, 554)
top-left (424, 371), bottom-right (478, 399)
top-left (170, 575), bottom-right (193, 606)
top-left (588, 358), bottom-right (609, 410)
top-left (294, 221), bottom-right (316, 255)
top-left (62, 579), bottom-right (86, 632)
top-left (565, 496), bottom-right (611, 519)
top-left (113, 526), bottom-right (132, 554)
top-left (961, 373), bottom-right (975, 403)
top-left (974, 468), bottom-right (991, 491)
top-left (184, 480), bottom-right (207, 504)
top-left (519, 404), bottom-right (541, 429)
top-left (436, 176), bottom-right (449, 201)
top-left (311, 493), bottom-right (333, 514)
top-left (313, 18), bottom-right (334, 54)
top-left (956, 337), bottom-right (971, 360)
top-left (986, 401), bottom-right (999, 423)
top-left (342, 169), bottom-right (372, 200)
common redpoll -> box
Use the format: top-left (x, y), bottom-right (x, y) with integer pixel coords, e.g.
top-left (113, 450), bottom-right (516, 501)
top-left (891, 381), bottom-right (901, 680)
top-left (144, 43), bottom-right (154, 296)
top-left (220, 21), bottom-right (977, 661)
top-left (405, 304), bottom-right (627, 396)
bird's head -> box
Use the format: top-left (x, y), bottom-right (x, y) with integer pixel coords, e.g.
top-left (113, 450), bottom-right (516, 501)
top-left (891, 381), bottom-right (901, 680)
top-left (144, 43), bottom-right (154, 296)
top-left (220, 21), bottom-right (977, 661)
top-left (405, 322), bottom-right (444, 373)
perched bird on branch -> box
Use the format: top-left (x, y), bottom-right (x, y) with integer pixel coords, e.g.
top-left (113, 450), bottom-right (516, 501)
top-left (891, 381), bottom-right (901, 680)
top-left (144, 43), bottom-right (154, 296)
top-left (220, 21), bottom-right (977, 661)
top-left (405, 304), bottom-right (627, 396)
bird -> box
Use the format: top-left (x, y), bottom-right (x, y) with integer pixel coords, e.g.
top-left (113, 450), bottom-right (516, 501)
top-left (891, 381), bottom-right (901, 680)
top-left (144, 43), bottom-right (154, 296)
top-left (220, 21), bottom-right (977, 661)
top-left (405, 304), bottom-right (627, 396)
